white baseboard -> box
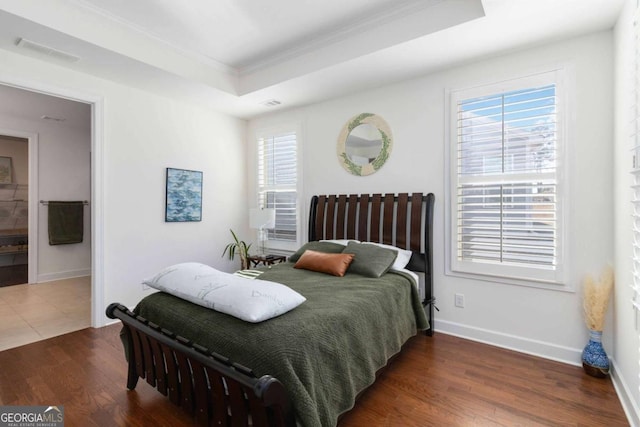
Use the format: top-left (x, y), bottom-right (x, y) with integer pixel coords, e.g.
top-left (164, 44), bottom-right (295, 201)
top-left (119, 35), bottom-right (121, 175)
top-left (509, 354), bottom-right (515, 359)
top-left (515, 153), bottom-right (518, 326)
top-left (611, 359), bottom-right (640, 427)
top-left (435, 319), bottom-right (582, 366)
top-left (104, 318), bottom-right (120, 327)
top-left (37, 268), bottom-right (91, 283)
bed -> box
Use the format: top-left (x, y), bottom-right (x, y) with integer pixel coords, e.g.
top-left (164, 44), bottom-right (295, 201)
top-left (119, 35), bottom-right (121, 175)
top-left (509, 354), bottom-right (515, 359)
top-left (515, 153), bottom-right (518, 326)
top-left (106, 192), bottom-right (435, 427)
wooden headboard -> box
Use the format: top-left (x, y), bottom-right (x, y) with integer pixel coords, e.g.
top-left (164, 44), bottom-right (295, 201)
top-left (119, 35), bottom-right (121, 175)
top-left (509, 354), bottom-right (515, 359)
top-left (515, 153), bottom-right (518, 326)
top-left (308, 192), bottom-right (435, 335)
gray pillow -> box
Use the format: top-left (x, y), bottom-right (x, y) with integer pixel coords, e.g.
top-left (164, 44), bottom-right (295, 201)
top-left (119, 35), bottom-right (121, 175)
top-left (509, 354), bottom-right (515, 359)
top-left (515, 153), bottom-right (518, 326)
top-left (342, 241), bottom-right (398, 278)
top-left (288, 241), bottom-right (346, 263)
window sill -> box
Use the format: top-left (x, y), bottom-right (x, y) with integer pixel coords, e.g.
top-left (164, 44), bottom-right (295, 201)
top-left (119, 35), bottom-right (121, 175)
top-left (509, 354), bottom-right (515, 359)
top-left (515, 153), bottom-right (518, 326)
top-left (264, 239), bottom-right (298, 253)
top-left (445, 268), bottom-right (574, 293)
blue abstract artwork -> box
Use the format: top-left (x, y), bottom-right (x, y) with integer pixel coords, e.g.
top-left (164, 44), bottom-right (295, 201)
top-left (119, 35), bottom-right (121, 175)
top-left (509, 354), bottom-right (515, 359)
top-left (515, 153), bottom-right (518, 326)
top-left (165, 168), bottom-right (203, 222)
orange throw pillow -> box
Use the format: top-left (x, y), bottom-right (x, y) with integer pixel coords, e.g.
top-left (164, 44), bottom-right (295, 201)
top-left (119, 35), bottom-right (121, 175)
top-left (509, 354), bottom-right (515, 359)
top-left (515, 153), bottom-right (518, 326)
top-left (293, 250), bottom-right (354, 277)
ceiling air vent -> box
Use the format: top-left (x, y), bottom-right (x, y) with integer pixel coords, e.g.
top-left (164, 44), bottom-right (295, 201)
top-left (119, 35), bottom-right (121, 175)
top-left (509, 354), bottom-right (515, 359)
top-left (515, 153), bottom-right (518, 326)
top-left (40, 115), bottom-right (66, 123)
top-left (16, 38), bottom-right (80, 63)
top-left (260, 99), bottom-right (282, 107)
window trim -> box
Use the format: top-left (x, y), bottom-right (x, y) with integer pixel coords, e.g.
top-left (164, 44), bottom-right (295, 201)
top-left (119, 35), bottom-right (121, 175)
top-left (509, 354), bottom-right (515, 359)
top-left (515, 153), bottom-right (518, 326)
top-left (255, 123), bottom-right (302, 252)
top-left (631, 5), bottom-right (640, 313)
top-left (444, 69), bottom-right (571, 290)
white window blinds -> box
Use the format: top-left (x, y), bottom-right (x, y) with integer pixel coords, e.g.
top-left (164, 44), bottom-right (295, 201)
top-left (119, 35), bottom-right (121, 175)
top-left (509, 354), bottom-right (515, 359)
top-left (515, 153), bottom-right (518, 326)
top-left (450, 72), bottom-right (565, 284)
top-left (257, 131), bottom-right (298, 243)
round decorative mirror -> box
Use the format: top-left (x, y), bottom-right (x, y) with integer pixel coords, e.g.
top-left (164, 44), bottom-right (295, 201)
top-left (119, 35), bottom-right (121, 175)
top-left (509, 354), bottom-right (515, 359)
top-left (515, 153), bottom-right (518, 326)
top-left (337, 113), bottom-right (393, 176)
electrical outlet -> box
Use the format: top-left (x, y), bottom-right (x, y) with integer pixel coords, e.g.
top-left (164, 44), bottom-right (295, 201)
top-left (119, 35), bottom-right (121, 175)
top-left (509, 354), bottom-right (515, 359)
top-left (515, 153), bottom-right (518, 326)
top-left (455, 293), bottom-right (465, 308)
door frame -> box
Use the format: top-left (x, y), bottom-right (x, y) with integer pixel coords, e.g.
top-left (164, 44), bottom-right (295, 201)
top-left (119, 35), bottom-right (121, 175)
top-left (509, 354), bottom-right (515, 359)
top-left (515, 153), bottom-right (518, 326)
top-left (0, 75), bottom-right (105, 328)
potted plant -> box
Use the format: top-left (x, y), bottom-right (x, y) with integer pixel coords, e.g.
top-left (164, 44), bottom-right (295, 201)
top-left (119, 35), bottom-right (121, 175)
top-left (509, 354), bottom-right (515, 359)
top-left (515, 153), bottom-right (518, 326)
top-left (222, 229), bottom-right (252, 270)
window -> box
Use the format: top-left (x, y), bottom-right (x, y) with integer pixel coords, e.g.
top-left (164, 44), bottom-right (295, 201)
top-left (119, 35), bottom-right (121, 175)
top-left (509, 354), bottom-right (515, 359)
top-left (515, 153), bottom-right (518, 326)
top-left (448, 71), bottom-right (566, 285)
top-left (257, 129), bottom-right (299, 250)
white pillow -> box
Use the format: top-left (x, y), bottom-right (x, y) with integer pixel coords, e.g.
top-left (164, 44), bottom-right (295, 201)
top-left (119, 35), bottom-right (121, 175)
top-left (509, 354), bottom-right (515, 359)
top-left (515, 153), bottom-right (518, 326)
top-left (143, 262), bottom-right (306, 323)
top-left (362, 242), bottom-right (413, 270)
top-left (319, 239), bottom-right (359, 246)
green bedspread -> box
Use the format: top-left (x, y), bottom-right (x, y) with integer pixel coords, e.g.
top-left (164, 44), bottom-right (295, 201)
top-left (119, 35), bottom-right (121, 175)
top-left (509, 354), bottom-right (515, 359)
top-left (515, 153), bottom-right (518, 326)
top-left (134, 263), bottom-right (428, 427)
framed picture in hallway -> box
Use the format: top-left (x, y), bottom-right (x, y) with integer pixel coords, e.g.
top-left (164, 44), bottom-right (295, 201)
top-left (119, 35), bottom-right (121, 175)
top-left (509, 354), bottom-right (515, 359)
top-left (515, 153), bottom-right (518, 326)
top-left (0, 157), bottom-right (13, 184)
top-left (165, 168), bottom-right (203, 222)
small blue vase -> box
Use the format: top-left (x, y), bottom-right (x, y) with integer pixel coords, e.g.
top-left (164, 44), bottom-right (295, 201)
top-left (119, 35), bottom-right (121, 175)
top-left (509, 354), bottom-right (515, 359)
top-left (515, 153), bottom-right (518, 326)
top-left (581, 330), bottom-right (610, 378)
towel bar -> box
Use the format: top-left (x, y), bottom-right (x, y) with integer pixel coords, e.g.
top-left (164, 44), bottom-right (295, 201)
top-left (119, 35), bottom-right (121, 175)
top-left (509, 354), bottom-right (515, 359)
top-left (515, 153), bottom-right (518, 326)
top-left (40, 200), bottom-right (89, 205)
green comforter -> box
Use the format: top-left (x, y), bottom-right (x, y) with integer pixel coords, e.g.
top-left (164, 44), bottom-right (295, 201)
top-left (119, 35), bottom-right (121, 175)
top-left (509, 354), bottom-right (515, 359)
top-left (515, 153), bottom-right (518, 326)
top-left (134, 263), bottom-right (428, 427)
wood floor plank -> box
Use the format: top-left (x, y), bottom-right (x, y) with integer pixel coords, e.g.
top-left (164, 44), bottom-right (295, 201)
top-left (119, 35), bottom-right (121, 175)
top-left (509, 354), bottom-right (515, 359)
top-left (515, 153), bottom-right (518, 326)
top-left (0, 325), bottom-right (629, 426)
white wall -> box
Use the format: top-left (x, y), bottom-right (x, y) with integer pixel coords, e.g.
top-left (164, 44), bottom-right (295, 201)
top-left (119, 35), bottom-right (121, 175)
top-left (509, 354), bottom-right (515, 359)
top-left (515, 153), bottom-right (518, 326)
top-left (0, 113), bottom-right (92, 281)
top-left (613, 0), bottom-right (640, 424)
top-left (37, 115), bottom-right (91, 280)
top-left (0, 48), bottom-right (248, 323)
top-left (249, 32), bottom-right (614, 365)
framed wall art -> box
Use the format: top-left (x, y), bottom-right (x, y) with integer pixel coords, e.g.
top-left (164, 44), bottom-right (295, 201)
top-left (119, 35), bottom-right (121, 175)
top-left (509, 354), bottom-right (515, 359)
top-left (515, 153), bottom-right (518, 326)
top-left (165, 167), bottom-right (203, 222)
top-left (0, 157), bottom-right (13, 184)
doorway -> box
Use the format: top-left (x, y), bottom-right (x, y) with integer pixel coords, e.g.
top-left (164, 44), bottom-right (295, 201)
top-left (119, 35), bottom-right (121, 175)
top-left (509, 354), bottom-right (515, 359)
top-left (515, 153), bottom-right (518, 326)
top-left (0, 83), bottom-right (95, 350)
top-left (0, 76), bottom-right (104, 331)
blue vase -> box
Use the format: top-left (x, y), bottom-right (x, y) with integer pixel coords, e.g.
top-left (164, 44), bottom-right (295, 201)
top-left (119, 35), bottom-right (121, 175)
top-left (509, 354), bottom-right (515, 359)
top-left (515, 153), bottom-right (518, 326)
top-left (581, 330), bottom-right (610, 378)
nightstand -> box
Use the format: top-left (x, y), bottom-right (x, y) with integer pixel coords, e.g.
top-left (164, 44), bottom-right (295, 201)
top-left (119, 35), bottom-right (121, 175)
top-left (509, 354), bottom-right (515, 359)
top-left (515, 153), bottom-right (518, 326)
top-left (248, 254), bottom-right (286, 268)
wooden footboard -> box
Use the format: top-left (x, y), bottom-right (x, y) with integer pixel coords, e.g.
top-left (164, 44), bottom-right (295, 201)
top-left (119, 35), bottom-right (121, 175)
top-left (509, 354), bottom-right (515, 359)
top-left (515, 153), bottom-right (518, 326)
top-left (106, 303), bottom-right (295, 427)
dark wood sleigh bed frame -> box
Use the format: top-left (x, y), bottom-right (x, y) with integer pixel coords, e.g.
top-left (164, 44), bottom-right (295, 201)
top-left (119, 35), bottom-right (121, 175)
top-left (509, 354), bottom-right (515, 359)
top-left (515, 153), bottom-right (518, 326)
top-left (106, 192), bottom-right (435, 427)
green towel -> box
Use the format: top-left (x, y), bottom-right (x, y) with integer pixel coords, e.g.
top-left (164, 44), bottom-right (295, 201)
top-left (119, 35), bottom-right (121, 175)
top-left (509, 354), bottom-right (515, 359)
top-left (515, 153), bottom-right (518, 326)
top-left (48, 201), bottom-right (84, 245)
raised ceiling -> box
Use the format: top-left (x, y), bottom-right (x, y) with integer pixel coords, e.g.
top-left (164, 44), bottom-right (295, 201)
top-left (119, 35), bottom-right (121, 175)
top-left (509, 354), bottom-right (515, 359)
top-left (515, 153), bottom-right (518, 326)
top-left (78, 0), bottom-right (440, 71)
top-left (0, 0), bottom-right (626, 119)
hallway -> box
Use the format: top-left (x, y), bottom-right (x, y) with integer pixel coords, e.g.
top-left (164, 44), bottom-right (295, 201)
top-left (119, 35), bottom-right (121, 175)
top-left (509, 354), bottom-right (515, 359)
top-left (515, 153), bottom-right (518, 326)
top-left (0, 276), bottom-right (90, 351)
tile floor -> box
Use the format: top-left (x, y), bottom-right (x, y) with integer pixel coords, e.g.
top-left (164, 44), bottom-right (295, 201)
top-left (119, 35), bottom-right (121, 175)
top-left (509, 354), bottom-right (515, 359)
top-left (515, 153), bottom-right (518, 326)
top-left (0, 276), bottom-right (91, 351)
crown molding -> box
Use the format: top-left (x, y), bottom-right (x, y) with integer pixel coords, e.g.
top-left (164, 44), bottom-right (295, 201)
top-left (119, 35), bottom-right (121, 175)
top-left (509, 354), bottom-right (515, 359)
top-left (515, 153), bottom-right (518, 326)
top-left (69, 0), bottom-right (238, 76)
top-left (69, 0), bottom-right (445, 78)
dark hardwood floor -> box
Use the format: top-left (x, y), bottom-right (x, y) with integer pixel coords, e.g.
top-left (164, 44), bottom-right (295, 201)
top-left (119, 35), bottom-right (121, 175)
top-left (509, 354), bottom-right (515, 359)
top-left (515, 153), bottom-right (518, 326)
top-left (0, 324), bottom-right (628, 426)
